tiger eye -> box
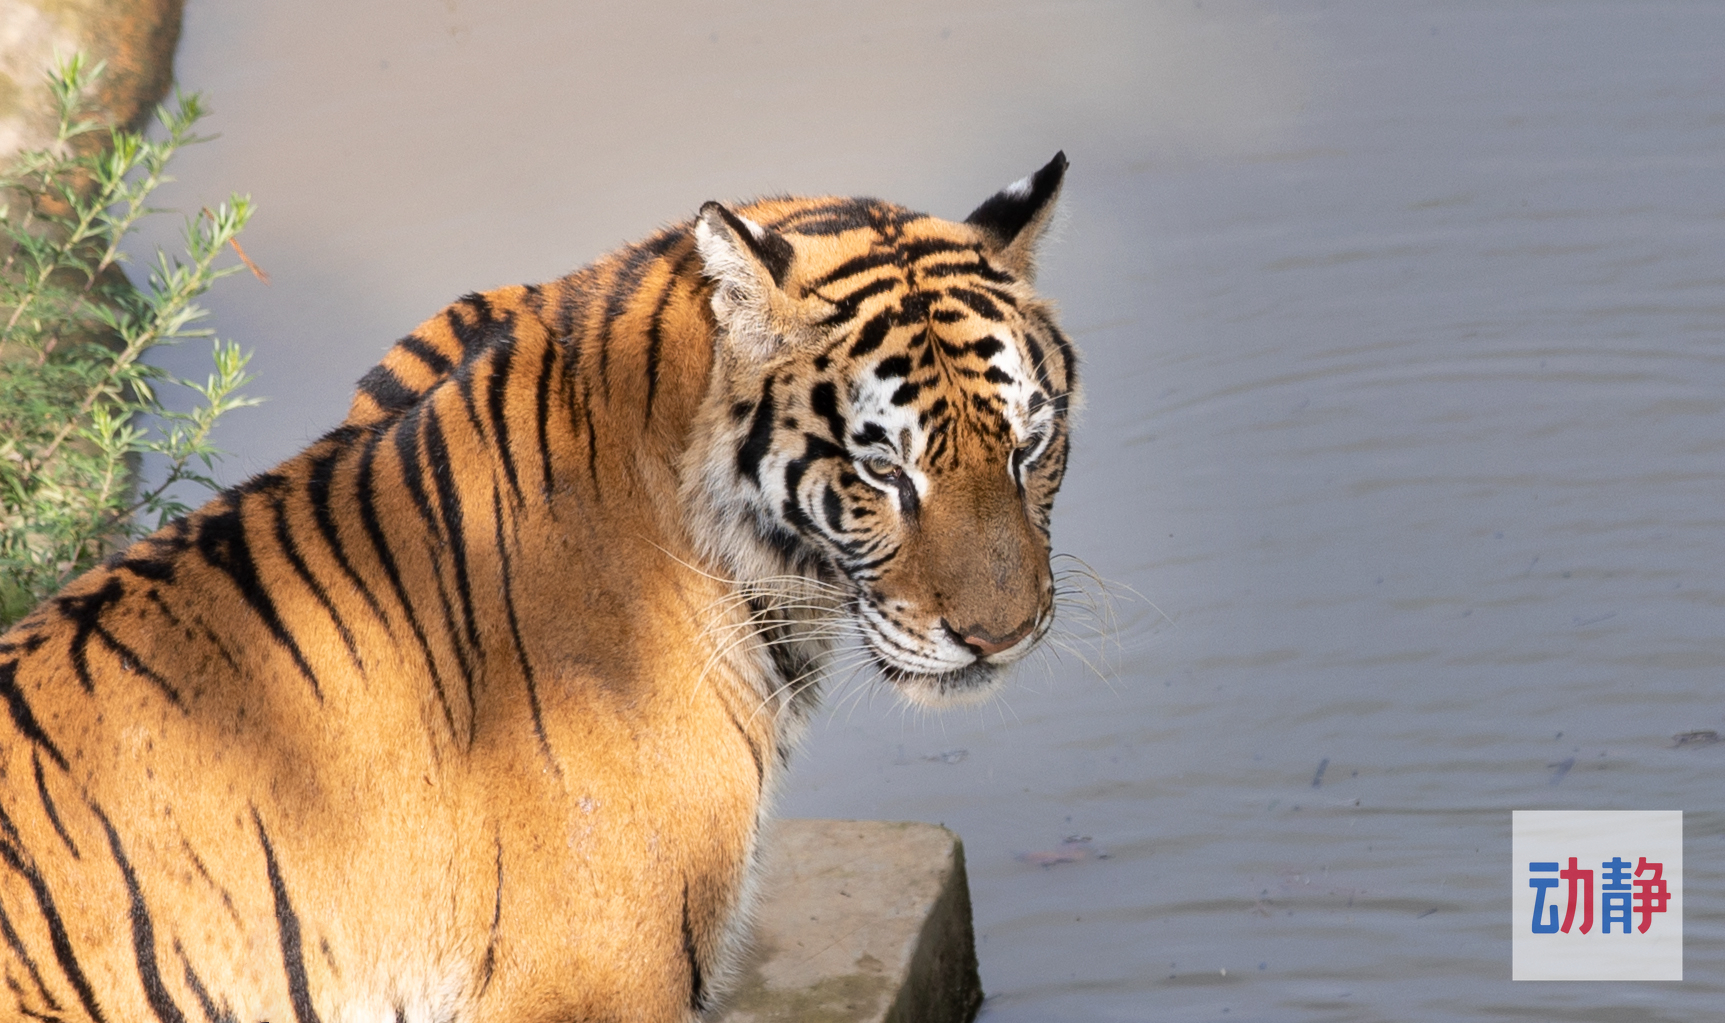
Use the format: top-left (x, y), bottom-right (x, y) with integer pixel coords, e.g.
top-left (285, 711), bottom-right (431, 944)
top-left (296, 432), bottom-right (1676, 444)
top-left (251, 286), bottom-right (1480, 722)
top-left (862, 457), bottom-right (899, 480)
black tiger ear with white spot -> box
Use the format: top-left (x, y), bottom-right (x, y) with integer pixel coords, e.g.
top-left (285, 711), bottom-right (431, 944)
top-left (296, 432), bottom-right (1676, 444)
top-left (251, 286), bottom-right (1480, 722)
top-left (965, 150), bottom-right (1067, 282)
top-left (695, 202), bottom-right (799, 361)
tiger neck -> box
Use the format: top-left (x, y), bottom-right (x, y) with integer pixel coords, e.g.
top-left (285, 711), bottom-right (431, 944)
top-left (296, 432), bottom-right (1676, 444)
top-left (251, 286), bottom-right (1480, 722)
top-left (515, 234), bottom-right (837, 725)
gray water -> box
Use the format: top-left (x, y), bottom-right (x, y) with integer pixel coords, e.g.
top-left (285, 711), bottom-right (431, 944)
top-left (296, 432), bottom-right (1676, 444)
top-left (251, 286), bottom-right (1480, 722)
top-left (139, 2), bottom-right (1725, 1019)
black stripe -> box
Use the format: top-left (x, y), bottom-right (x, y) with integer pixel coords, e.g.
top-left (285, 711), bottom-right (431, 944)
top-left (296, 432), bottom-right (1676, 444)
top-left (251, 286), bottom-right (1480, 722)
top-left (850, 421), bottom-right (888, 446)
top-left (53, 576), bottom-right (125, 692)
top-left (478, 835), bottom-right (503, 996)
top-left (0, 661), bottom-right (68, 771)
top-left (1018, 329), bottom-right (1053, 396)
top-left (447, 293), bottom-right (495, 360)
top-left (397, 334), bottom-right (453, 375)
top-left (818, 277), bottom-right (897, 331)
top-left (846, 309), bottom-right (894, 359)
top-left (90, 804), bottom-right (186, 1023)
top-left (393, 404), bottom-right (441, 537)
top-left (761, 198), bottom-right (857, 232)
top-left (176, 941), bottom-right (237, 1023)
top-left (178, 839), bottom-right (241, 927)
top-left (533, 340), bottom-right (558, 501)
top-left (422, 409), bottom-right (481, 655)
top-left (821, 485), bottom-right (844, 532)
top-left (946, 286), bottom-right (1004, 320)
top-left (644, 246), bottom-right (698, 423)
top-left (1040, 316), bottom-right (1079, 388)
top-left (252, 810), bottom-right (322, 1023)
top-left (583, 395), bottom-right (602, 501)
top-left (425, 556), bottom-right (477, 743)
top-left (32, 753), bottom-right (77, 859)
top-left (736, 377), bottom-right (777, 485)
top-left (919, 259), bottom-right (1015, 284)
top-left (809, 381), bottom-right (847, 443)
top-left (872, 354), bottom-right (913, 380)
top-left (0, 633), bottom-right (46, 656)
top-left (682, 882), bottom-right (706, 1012)
top-left (927, 428), bottom-right (951, 468)
top-left (0, 803), bottom-right (105, 1023)
top-left (782, 435), bottom-right (846, 529)
top-left (194, 500), bottom-right (322, 700)
top-left (15, 1001), bottom-right (57, 1021)
top-left (455, 355), bottom-right (488, 449)
top-left (809, 251), bottom-right (899, 290)
top-left (306, 443), bottom-right (388, 624)
top-left (899, 237), bottom-right (978, 263)
top-left (0, 894), bottom-right (60, 1013)
top-left (554, 276), bottom-right (590, 341)
top-left (788, 209), bottom-right (909, 236)
top-left (356, 428), bottom-right (458, 738)
top-left (112, 553), bottom-right (176, 582)
top-left (596, 234), bottom-right (677, 396)
top-left (770, 200), bottom-right (924, 238)
top-left (355, 364), bottom-right (418, 414)
top-left (195, 624), bottom-right (240, 674)
top-left (270, 493), bottom-right (359, 674)
top-left (485, 341), bottom-right (525, 507)
top-left (898, 291), bottom-right (930, 325)
top-left (492, 488), bottom-right (556, 773)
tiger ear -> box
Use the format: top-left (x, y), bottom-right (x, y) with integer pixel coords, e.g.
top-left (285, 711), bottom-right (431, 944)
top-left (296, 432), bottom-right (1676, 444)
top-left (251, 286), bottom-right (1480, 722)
top-left (964, 151), bottom-right (1067, 282)
top-left (695, 202), bottom-right (798, 361)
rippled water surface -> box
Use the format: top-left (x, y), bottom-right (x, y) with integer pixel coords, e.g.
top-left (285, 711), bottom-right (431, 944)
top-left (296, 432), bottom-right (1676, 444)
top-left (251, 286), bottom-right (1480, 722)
top-left (145, 2), bottom-right (1725, 1018)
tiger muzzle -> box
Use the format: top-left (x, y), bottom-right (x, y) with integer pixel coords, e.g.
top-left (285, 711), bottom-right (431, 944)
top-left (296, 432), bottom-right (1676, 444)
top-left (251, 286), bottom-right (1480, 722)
top-left (912, 467), bottom-right (1052, 665)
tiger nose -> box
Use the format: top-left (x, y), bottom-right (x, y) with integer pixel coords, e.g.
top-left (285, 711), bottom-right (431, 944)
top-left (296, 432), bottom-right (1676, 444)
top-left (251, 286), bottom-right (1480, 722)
top-left (943, 615), bottom-right (1037, 658)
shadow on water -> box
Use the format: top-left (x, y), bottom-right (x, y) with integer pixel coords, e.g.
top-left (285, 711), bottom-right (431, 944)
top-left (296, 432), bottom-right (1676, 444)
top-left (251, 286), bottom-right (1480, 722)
top-left (139, 2), bottom-right (1725, 1019)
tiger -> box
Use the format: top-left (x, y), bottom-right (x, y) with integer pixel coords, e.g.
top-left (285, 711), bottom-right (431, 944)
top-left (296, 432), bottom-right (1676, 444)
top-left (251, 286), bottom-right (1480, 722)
top-left (0, 152), bottom-right (1076, 1022)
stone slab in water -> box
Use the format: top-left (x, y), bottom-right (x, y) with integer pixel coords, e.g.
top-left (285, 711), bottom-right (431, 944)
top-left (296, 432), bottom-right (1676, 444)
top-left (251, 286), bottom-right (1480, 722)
top-left (716, 819), bottom-right (983, 1023)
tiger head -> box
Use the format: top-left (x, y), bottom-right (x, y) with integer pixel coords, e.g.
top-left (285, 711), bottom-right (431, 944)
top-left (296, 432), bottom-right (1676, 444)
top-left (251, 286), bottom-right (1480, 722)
top-left (684, 153), bottom-right (1075, 705)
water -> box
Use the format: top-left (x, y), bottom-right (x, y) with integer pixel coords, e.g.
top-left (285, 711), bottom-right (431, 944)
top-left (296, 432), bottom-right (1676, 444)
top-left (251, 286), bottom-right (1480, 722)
top-left (138, 2), bottom-right (1725, 1018)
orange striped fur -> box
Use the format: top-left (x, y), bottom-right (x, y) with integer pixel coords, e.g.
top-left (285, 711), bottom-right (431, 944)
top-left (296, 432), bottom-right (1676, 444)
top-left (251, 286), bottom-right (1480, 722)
top-left (0, 154), bottom-right (1075, 1021)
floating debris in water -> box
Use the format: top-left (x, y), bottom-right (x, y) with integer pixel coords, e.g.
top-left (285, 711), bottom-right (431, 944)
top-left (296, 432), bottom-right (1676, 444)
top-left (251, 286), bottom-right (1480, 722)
top-left (1671, 730), bottom-right (1719, 748)
top-left (923, 749), bottom-right (969, 764)
top-left (1311, 757), bottom-right (1329, 788)
top-left (1547, 757), bottom-right (1576, 785)
top-left (1018, 835), bottom-right (1109, 867)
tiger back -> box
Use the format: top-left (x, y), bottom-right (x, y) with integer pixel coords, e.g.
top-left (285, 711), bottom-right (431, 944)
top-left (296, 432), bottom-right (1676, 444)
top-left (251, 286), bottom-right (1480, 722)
top-left (0, 154), bottom-right (1076, 1022)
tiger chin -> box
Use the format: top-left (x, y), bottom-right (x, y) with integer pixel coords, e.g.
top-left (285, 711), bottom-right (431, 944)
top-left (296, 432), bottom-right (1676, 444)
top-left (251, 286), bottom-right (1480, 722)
top-left (0, 153), bottom-right (1077, 1022)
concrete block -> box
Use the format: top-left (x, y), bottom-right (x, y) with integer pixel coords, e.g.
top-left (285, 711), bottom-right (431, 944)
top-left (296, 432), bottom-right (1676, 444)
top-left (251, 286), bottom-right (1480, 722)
top-left (716, 819), bottom-right (983, 1023)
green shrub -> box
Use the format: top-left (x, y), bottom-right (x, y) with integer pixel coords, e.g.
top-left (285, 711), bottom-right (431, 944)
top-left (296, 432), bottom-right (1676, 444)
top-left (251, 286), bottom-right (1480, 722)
top-left (0, 54), bottom-right (260, 627)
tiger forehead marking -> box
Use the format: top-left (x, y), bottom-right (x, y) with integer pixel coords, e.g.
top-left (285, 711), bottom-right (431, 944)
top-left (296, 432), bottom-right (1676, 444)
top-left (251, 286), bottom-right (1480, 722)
top-left (0, 154), bottom-right (1073, 1020)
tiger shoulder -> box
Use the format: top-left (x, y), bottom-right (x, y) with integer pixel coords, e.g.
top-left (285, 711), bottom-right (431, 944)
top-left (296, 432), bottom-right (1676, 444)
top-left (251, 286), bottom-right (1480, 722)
top-left (0, 153), bottom-right (1077, 1022)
